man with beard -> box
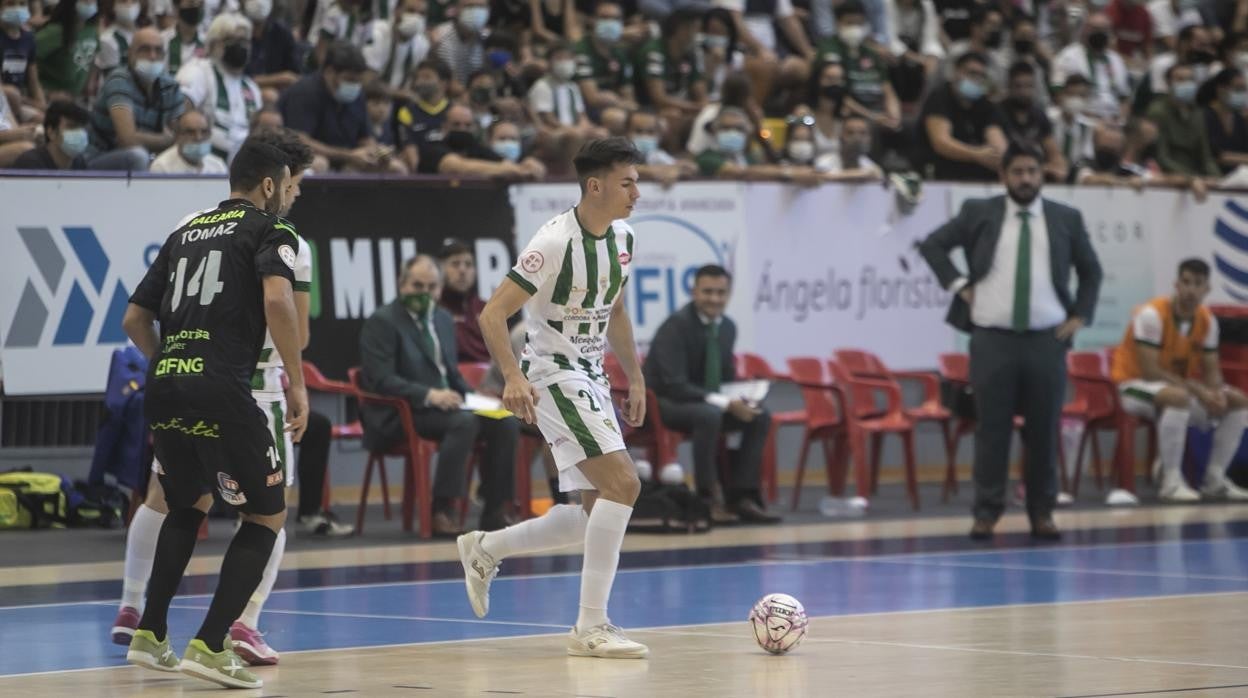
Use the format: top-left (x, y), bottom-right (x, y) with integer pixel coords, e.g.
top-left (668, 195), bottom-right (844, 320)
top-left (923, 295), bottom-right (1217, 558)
top-left (919, 142), bottom-right (1102, 542)
top-left (416, 103), bottom-right (543, 179)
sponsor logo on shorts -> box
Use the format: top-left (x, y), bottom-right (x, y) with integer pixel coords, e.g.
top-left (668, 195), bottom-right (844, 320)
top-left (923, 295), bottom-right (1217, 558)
top-left (217, 472), bottom-right (247, 505)
top-left (553, 436), bottom-right (570, 448)
top-left (266, 471), bottom-right (284, 487)
top-left (150, 417), bottom-right (221, 438)
top-left (521, 250), bottom-right (544, 273)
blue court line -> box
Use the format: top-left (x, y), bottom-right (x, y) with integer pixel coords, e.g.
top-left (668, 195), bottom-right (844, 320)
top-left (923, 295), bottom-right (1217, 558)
top-left (2, 538), bottom-right (1246, 677)
top-left (5, 518), bottom-right (1247, 608)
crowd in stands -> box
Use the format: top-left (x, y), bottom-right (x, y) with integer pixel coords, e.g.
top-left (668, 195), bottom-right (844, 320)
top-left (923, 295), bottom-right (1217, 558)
top-left (3, 0), bottom-right (1248, 190)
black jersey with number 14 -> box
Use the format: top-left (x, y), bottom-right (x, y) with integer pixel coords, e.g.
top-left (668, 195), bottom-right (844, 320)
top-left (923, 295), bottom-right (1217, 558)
top-left (130, 199), bottom-right (299, 424)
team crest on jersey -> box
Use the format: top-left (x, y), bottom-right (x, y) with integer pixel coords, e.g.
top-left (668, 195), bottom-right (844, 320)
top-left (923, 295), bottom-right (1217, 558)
top-left (217, 472), bottom-right (247, 505)
top-left (521, 250), bottom-right (544, 273)
top-left (618, 251), bottom-right (631, 265)
top-left (278, 244), bottom-right (297, 270)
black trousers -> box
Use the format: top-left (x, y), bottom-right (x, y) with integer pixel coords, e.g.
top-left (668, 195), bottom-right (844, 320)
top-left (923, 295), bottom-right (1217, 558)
top-left (658, 398), bottom-right (770, 502)
top-left (413, 409), bottom-right (519, 510)
top-left (969, 327), bottom-right (1067, 523)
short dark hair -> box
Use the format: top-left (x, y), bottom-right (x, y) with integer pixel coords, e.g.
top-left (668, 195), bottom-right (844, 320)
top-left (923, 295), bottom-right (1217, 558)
top-left (229, 139), bottom-right (290, 194)
top-left (1001, 141), bottom-right (1044, 169)
top-left (955, 51), bottom-right (989, 69)
top-left (43, 98), bottom-right (89, 132)
top-left (248, 126), bottom-right (315, 174)
top-left (834, 0), bottom-right (865, 20)
top-left (1165, 62), bottom-right (1192, 83)
top-left (1178, 258), bottom-right (1211, 278)
top-left (323, 42), bottom-right (368, 73)
top-left (1008, 60), bottom-right (1036, 80)
top-left (438, 239), bottom-right (473, 260)
top-left (573, 137), bottom-right (642, 191)
top-left (364, 79), bottom-right (390, 101)
top-left (485, 118), bottom-right (515, 138)
top-left (969, 4), bottom-right (999, 27)
top-left (1062, 74), bottom-right (1091, 90)
top-left (415, 58), bottom-right (452, 83)
top-left (1177, 24), bottom-right (1201, 44)
top-left (695, 265), bottom-right (732, 284)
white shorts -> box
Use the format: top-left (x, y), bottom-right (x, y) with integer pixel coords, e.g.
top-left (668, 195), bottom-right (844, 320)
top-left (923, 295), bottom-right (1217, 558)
top-left (534, 377), bottom-right (626, 492)
top-left (1118, 379), bottom-right (1212, 429)
top-left (151, 392), bottom-right (295, 487)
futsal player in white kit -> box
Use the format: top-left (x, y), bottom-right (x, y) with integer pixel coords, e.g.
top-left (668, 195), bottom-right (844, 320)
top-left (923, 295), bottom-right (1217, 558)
top-left (458, 137), bottom-right (649, 658)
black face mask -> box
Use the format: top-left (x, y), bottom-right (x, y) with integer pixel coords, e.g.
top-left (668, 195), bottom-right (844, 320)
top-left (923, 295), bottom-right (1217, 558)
top-left (1013, 38), bottom-right (1034, 55)
top-left (179, 5), bottom-right (204, 25)
top-left (984, 30), bottom-right (1003, 49)
top-left (1093, 148), bottom-right (1120, 171)
top-left (822, 84), bottom-right (846, 102)
top-left (446, 130), bottom-right (476, 151)
top-left (469, 86), bottom-right (492, 105)
top-left (1190, 49), bottom-right (1216, 64)
top-left (1006, 95), bottom-right (1032, 110)
top-left (1088, 31), bottom-right (1110, 52)
top-left (222, 41), bottom-right (250, 71)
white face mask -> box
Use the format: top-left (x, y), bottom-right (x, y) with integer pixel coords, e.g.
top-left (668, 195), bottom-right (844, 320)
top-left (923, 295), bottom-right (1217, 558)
top-left (115, 2), bottom-right (140, 25)
top-left (839, 25), bottom-right (867, 48)
top-left (398, 13), bottom-right (425, 38)
top-left (788, 140), bottom-right (815, 163)
top-left (1062, 96), bottom-right (1086, 115)
top-left (244, 0), bottom-right (272, 22)
top-left (552, 59), bottom-right (576, 81)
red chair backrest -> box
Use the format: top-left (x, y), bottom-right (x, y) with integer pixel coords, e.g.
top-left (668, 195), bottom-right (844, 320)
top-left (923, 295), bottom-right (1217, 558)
top-left (938, 353), bottom-right (969, 383)
top-left (738, 352), bottom-right (778, 380)
top-left (603, 353), bottom-right (627, 391)
top-left (304, 360), bottom-right (354, 394)
top-left (458, 362), bottom-right (489, 390)
top-left (1067, 351), bottom-right (1116, 417)
top-left (786, 357), bottom-right (842, 426)
top-left (833, 350), bottom-right (892, 417)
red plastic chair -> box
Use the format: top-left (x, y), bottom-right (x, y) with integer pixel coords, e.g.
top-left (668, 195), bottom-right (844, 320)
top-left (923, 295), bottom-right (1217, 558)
top-left (1068, 352), bottom-right (1153, 494)
top-left (827, 360), bottom-right (921, 510)
top-left (302, 361), bottom-right (364, 511)
top-left (735, 352), bottom-right (805, 503)
top-left (783, 358), bottom-right (850, 511)
top-left (457, 362), bottom-right (490, 390)
top-left (836, 349), bottom-right (955, 495)
top-left (1063, 352), bottom-right (1121, 494)
top-left (347, 367), bottom-right (438, 538)
top-left (603, 352), bottom-right (676, 469)
top-left (454, 361), bottom-right (538, 522)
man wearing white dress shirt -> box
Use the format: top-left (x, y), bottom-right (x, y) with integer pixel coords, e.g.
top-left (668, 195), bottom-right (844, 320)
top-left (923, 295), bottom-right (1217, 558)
top-left (176, 13), bottom-right (262, 162)
top-left (919, 142), bottom-right (1103, 542)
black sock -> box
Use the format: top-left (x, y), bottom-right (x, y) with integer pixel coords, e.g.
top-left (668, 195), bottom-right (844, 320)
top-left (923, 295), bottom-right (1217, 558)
top-left (194, 522), bottom-right (277, 652)
top-left (549, 478), bottom-right (569, 505)
top-left (138, 507), bottom-right (206, 641)
top-left (297, 412), bottom-right (331, 519)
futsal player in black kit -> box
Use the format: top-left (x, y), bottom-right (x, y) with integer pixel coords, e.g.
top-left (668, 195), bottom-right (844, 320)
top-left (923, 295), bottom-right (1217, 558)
top-left (120, 139), bottom-right (309, 690)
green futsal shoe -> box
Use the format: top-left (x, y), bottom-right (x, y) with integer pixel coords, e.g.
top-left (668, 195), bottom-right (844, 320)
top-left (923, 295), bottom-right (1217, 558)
top-left (126, 629), bottom-right (181, 672)
top-left (179, 637), bottom-right (263, 689)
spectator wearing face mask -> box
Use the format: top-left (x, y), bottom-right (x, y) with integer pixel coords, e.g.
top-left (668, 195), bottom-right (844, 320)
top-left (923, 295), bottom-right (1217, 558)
top-left (13, 98), bottom-right (88, 168)
top-left (1147, 63), bottom-right (1220, 187)
top-left (281, 41), bottom-right (399, 172)
top-left (313, 0), bottom-right (375, 66)
top-left (807, 60), bottom-right (847, 157)
top-left (1048, 74), bottom-right (1099, 171)
top-left (243, 0), bottom-right (300, 91)
top-left (1004, 15), bottom-right (1051, 108)
top-left (574, 0), bottom-right (635, 112)
top-left (417, 103), bottom-right (544, 179)
top-left (817, 1), bottom-right (901, 132)
top-left (942, 5), bottom-right (1008, 92)
top-left (1200, 67), bottom-right (1248, 174)
top-left (687, 70), bottom-right (754, 155)
top-left (466, 69), bottom-right (497, 130)
top-left (94, 0), bottom-right (145, 74)
top-left (365, 79), bottom-right (398, 146)
top-left (1, 0), bottom-right (47, 111)
top-left (87, 26), bottom-right (184, 170)
top-left (1053, 13), bottom-right (1131, 120)
top-left (431, 0), bottom-right (489, 88)
top-left (161, 0), bottom-right (205, 74)
top-left (150, 107), bottom-right (227, 172)
top-left (696, 105), bottom-right (819, 183)
top-left (633, 7), bottom-right (706, 118)
top-left (1149, 24), bottom-right (1217, 97)
top-left (918, 51), bottom-right (1006, 180)
top-left (997, 61), bottom-right (1067, 181)
top-left (362, 0), bottom-right (430, 91)
top-left (176, 13), bottom-right (260, 162)
top-left (628, 107), bottom-right (692, 185)
top-left (36, 0), bottom-right (101, 99)
top-left (529, 41), bottom-right (594, 134)
top-left (814, 113), bottom-right (883, 180)
top-left (486, 118), bottom-right (545, 177)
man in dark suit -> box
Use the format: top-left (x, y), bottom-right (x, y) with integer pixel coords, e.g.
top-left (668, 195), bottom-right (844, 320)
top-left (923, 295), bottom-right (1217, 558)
top-left (919, 142), bottom-right (1102, 541)
top-left (359, 255), bottom-right (519, 535)
top-left (644, 265), bottom-right (781, 524)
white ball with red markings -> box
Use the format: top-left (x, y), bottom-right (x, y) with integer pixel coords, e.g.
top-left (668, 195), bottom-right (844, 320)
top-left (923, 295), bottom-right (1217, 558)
top-left (749, 593), bottom-right (808, 655)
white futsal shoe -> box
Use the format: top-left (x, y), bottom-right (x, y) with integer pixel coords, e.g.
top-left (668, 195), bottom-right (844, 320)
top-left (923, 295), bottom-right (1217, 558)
top-left (457, 531), bottom-right (499, 618)
top-left (1158, 474), bottom-right (1201, 503)
top-left (566, 623), bottom-right (649, 659)
top-left (1201, 476), bottom-right (1248, 501)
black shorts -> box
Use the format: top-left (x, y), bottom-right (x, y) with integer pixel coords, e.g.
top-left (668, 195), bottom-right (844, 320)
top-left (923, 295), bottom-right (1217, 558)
top-left (150, 414), bottom-right (286, 516)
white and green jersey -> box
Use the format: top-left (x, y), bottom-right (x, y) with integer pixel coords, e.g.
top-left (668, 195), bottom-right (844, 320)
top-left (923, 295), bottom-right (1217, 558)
top-left (253, 226), bottom-right (311, 394)
top-left (508, 207), bottom-right (634, 389)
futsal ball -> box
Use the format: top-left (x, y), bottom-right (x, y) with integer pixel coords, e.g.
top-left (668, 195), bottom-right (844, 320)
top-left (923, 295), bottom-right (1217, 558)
top-left (750, 593), bottom-right (808, 655)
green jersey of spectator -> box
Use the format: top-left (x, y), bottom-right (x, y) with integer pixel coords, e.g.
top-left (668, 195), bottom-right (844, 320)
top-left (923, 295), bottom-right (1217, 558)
top-left (633, 37), bottom-right (703, 106)
top-left (815, 37), bottom-right (889, 113)
top-left (36, 22), bottom-right (99, 97)
top-left (574, 36), bottom-right (631, 93)
top-left (694, 148), bottom-right (756, 177)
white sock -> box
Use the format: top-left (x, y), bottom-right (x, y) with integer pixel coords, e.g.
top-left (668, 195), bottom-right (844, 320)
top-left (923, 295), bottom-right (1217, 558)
top-left (576, 499), bottom-right (632, 630)
top-left (1158, 407), bottom-right (1191, 485)
top-left (480, 504), bottom-right (588, 560)
top-left (239, 528), bottom-right (286, 628)
top-left (1206, 409), bottom-right (1248, 487)
top-left (120, 504), bottom-right (166, 611)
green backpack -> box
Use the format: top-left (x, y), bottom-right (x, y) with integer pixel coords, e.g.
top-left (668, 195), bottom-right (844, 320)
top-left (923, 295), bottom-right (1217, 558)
top-left (0, 471), bottom-right (69, 529)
